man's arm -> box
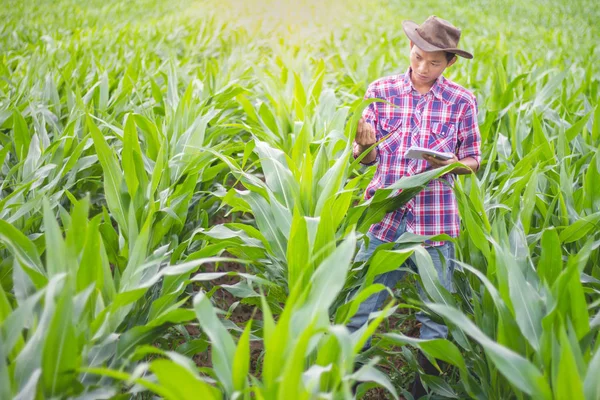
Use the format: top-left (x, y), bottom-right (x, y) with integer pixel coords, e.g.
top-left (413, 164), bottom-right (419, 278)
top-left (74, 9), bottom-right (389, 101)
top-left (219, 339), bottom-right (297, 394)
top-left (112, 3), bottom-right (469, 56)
top-left (451, 98), bottom-right (482, 172)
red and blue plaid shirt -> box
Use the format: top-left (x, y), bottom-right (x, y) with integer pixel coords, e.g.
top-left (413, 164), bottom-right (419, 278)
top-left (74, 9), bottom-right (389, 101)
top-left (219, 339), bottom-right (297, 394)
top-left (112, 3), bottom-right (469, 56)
top-left (353, 69), bottom-right (481, 246)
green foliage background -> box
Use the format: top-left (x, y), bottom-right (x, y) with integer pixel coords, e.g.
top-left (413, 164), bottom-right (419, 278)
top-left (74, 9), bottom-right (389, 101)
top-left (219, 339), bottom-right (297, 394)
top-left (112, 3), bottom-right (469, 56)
top-left (1, 0), bottom-right (599, 398)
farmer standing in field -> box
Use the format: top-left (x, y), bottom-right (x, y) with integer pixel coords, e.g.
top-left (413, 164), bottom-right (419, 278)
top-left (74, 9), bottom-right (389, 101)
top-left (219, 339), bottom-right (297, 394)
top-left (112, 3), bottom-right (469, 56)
top-left (349, 16), bottom-right (481, 397)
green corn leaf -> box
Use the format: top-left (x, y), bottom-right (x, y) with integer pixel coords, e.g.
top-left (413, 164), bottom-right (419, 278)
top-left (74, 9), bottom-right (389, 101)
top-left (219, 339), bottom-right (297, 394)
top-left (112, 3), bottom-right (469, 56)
top-left (232, 320), bottom-right (252, 392)
top-left (583, 152), bottom-right (600, 213)
top-left (335, 284), bottom-right (389, 324)
top-left (1, 289), bottom-right (45, 358)
top-left (133, 113), bottom-right (161, 161)
top-left (565, 109), bottom-right (594, 142)
top-left (555, 328), bottom-right (585, 399)
top-left (14, 275), bottom-right (65, 390)
top-left (427, 303), bottom-right (552, 399)
top-left (413, 246), bottom-right (456, 307)
top-left (521, 167), bottom-right (539, 234)
top-left (150, 358), bottom-right (221, 400)
top-left (242, 191), bottom-right (288, 261)
top-left (312, 202), bottom-right (335, 266)
top-left (43, 198), bottom-right (68, 277)
top-left (0, 220), bottom-right (46, 287)
top-left (193, 291), bottom-right (236, 394)
top-left (77, 215), bottom-right (103, 293)
top-left (287, 207), bottom-right (310, 291)
top-left (302, 232), bottom-right (356, 320)
top-left (14, 369), bottom-right (41, 400)
top-left (559, 212), bottom-right (600, 243)
top-left (494, 242), bottom-right (544, 352)
top-left (352, 362), bottom-right (398, 400)
top-left (532, 69), bottom-right (567, 111)
top-left (254, 140), bottom-right (298, 210)
top-left (383, 333), bottom-right (466, 372)
top-left (0, 331), bottom-right (11, 399)
top-left (122, 114), bottom-right (144, 199)
top-left (538, 228), bottom-right (563, 285)
top-left (41, 285), bottom-right (79, 397)
top-left (277, 323), bottom-right (315, 400)
top-left (64, 195), bottom-right (90, 263)
top-left (82, 366), bottom-right (174, 398)
top-left (584, 344), bottom-right (600, 400)
top-left (12, 109), bottom-right (30, 162)
top-left (366, 246), bottom-right (414, 286)
top-left (87, 116), bottom-right (128, 233)
top-left (456, 261), bottom-right (523, 351)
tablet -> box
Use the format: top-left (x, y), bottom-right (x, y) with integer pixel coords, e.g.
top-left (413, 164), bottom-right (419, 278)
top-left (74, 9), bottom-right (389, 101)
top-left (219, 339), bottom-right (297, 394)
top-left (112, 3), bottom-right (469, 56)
top-left (404, 146), bottom-right (454, 161)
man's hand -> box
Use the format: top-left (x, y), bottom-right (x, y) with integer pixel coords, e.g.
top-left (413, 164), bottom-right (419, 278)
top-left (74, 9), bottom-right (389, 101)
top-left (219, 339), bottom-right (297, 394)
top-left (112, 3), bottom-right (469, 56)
top-left (354, 117), bottom-right (378, 165)
top-left (355, 117), bottom-right (376, 151)
top-left (423, 154), bottom-right (480, 175)
top-left (422, 153), bottom-right (458, 168)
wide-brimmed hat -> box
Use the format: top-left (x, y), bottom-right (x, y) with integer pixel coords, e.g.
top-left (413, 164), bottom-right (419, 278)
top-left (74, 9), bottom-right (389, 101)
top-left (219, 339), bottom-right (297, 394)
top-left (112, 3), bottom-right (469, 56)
top-left (402, 16), bottom-right (473, 59)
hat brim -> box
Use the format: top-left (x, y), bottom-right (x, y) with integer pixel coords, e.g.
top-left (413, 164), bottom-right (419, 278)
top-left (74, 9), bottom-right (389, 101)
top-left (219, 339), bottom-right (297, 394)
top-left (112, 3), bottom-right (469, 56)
top-left (402, 20), bottom-right (473, 59)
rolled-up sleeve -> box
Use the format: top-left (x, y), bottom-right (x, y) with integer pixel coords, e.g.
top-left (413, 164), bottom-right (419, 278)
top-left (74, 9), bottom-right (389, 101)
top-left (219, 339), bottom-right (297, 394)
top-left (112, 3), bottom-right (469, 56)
top-left (352, 85), bottom-right (380, 165)
top-left (456, 98), bottom-right (481, 166)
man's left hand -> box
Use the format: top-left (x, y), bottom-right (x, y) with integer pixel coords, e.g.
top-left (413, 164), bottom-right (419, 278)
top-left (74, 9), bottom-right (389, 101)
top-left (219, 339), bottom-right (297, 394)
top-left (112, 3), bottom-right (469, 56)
top-left (423, 153), bottom-right (458, 168)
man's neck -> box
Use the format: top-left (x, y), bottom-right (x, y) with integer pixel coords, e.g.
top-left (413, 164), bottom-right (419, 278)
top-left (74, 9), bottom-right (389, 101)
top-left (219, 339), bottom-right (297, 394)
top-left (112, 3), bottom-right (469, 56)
top-left (409, 70), bottom-right (435, 94)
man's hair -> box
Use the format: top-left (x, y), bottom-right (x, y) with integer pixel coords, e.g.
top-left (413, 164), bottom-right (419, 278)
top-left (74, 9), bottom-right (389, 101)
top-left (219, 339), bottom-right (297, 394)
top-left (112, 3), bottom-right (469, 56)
top-left (445, 52), bottom-right (456, 62)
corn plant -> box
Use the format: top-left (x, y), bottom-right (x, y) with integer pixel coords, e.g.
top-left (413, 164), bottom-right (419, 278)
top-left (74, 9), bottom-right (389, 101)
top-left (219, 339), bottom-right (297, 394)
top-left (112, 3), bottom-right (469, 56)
top-left (2, 0), bottom-right (600, 398)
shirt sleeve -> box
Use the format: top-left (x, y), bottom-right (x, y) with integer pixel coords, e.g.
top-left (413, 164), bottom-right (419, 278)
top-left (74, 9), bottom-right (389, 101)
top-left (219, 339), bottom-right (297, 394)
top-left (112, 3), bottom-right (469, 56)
top-left (456, 98), bottom-right (481, 167)
top-left (352, 84), bottom-right (380, 165)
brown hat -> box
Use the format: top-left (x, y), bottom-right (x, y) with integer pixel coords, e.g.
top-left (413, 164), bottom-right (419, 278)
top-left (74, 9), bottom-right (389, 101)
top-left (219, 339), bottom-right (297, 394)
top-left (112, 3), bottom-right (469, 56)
top-left (402, 16), bottom-right (473, 59)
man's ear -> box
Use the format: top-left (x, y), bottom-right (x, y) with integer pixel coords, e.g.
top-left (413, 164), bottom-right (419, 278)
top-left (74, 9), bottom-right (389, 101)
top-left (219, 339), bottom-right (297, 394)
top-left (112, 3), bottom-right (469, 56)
top-left (409, 41), bottom-right (414, 49)
top-left (447, 56), bottom-right (457, 67)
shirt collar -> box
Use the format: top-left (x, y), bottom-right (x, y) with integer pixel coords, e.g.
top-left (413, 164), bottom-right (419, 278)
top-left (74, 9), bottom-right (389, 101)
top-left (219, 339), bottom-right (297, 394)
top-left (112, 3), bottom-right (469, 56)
top-left (402, 68), bottom-right (445, 100)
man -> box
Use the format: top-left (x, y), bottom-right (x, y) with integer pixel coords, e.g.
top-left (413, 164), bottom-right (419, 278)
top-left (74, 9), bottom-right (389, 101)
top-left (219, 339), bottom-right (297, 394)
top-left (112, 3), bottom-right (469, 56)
top-left (349, 16), bottom-right (481, 397)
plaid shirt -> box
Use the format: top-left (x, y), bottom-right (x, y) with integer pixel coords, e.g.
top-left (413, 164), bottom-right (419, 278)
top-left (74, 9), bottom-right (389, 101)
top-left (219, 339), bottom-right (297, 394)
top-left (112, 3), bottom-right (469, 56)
top-left (353, 69), bottom-right (481, 246)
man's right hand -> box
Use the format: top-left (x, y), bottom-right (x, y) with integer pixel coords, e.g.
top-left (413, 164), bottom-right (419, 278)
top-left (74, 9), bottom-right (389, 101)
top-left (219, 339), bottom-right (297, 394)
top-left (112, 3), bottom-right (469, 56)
top-left (355, 117), bottom-right (377, 151)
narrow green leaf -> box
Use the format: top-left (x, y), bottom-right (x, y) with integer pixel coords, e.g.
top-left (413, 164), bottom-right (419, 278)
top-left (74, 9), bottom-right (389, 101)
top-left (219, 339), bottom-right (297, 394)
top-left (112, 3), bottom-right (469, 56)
top-left (538, 228), bottom-right (562, 285)
top-left (122, 114), bottom-right (142, 198)
top-left (87, 116), bottom-right (128, 233)
top-left (286, 207), bottom-right (310, 291)
top-left (232, 321), bottom-right (252, 392)
top-left (193, 292), bottom-right (236, 394)
top-left (521, 167), bottom-right (538, 234)
top-left (12, 109), bottom-right (30, 162)
top-left (0, 332), bottom-right (11, 399)
top-left (43, 198), bottom-right (67, 277)
top-left (555, 328), bottom-right (585, 399)
top-left (41, 286), bottom-right (78, 396)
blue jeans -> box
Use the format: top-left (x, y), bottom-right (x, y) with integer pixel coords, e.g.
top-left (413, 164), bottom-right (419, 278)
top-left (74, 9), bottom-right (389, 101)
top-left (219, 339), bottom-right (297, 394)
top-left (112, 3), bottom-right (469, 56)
top-left (347, 221), bottom-right (455, 349)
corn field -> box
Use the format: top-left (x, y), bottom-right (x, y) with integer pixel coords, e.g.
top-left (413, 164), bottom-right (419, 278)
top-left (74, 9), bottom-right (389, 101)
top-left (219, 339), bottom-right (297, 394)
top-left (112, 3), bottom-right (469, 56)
top-left (1, 0), bottom-right (599, 398)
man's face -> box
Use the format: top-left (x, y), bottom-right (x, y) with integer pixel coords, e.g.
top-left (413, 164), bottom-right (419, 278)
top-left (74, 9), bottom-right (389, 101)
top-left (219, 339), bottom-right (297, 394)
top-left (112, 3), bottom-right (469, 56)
top-left (409, 43), bottom-right (456, 87)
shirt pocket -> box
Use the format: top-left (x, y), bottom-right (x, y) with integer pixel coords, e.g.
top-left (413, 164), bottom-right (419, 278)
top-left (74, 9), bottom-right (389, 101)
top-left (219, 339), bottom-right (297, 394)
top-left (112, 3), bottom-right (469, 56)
top-left (378, 117), bottom-right (403, 154)
top-left (429, 122), bottom-right (457, 153)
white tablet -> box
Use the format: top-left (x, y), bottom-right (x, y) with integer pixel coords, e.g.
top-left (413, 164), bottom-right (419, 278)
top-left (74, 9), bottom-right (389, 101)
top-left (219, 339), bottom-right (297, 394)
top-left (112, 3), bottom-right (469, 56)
top-left (404, 146), bottom-right (454, 161)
